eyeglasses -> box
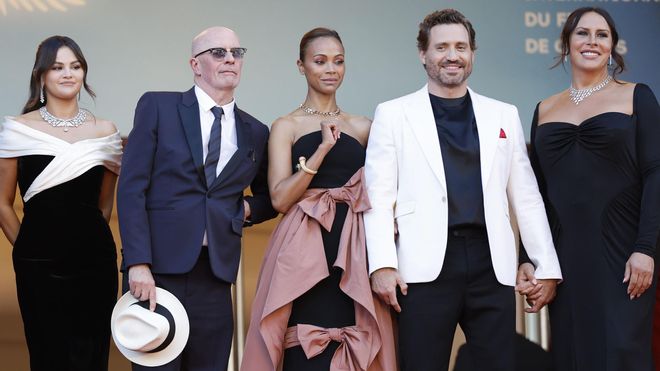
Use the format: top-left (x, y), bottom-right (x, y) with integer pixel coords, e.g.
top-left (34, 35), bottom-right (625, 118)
top-left (194, 47), bottom-right (247, 59)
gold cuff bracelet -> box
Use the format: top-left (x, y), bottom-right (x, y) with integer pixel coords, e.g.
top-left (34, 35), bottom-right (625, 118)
top-left (296, 156), bottom-right (318, 175)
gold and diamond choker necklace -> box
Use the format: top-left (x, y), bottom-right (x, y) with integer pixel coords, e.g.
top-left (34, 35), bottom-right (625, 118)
top-left (298, 103), bottom-right (340, 117)
top-left (569, 75), bottom-right (612, 105)
top-left (39, 106), bottom-right (87, 132)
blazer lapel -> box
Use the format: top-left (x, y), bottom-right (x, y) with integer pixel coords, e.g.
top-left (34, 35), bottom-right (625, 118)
top-left (211, 106), bottom-right (255, 190)
top-left (403, 85), bottom-right (447, 192)
top-left (178, 87), bottom-right (206, 186)
top-left (469, 87), bottom-right (499, 187)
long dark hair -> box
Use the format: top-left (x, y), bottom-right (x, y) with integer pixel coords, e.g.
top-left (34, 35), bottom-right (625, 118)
top-left (22, 36), bottom-right (95, 114)
top-left (552, 7), bottom-right (625, 79)
top-left (299, 27), bottom-right (343, 61)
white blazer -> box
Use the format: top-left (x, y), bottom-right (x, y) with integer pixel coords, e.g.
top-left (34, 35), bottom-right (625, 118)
top-left (363, 85), bottom-right (562, 286)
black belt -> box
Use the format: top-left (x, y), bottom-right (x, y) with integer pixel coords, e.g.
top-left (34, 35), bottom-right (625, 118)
top-left (448, 225), bottom-right (487, 237)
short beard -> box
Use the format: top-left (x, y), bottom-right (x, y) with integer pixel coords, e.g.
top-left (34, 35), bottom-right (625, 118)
top-left (425, 62), bottom-right (471, 88)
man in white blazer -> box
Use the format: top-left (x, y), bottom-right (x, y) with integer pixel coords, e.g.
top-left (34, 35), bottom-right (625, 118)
top-left (364, 9), bottom-right (562, 371)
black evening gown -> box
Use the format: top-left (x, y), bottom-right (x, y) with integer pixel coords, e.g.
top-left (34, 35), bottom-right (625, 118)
top-left (13, 155), bottom-right (118, 371)
top-left (282, 131), bottom-right (365, 370)
top-left (529, 84), bottom-right (660, 371)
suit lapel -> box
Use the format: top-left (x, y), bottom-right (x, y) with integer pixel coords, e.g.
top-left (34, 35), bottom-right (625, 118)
top-left (178, 87), bottom-right (207, 186)
top-left (210, 106), bottom-right (255, 190)
top-left (403, 85), bottom-right (447, 192)
top-left (469, 87), bottom-right (499, 187)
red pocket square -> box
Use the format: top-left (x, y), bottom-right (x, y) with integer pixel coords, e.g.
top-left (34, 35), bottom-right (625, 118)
top-left (499, 128), bottom-right (507, 139)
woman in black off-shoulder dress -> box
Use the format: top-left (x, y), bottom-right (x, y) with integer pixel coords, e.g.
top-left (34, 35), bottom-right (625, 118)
top-left (517, 8), bottom-right (659, 371)
top-left (0, 36), bottom-right (121, 371)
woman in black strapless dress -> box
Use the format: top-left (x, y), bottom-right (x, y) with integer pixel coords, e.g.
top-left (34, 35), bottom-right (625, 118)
top-left (241, 28), bottom-right (396, 371)
top-left (517, 8), bottom-right (659, 371)
top-left (0, 36), bottom-right (121, 371)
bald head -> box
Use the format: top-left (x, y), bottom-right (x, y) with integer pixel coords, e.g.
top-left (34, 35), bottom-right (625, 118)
top-left (189, 26), bottom-right (243, 103)
top-left (191, 27), bottom-right (240, 57)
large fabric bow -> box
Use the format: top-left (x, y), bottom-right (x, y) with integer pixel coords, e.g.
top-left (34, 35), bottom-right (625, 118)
top-left (294, 324), bottom-right (372, 371)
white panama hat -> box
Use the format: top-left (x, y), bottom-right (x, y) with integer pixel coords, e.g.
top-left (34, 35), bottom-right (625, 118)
top-left (111, 287), bottom-right (190, 367)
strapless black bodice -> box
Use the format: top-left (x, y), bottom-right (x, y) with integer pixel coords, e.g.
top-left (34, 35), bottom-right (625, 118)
top-left (291, 131), bottom-right (365, 189)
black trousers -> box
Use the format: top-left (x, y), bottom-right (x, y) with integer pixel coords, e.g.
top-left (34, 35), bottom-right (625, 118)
top-left (397, 228), bottom-right (515, 371)
top-left (123, 248), bottom-right (234, 371)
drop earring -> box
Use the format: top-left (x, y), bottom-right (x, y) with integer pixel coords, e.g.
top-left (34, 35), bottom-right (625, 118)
top-left (608, 54), bottom-right (612, 66)
top-left (39, 86), bottom-right (45, 104)
top-left (563, 54), bottom-right (568, 63)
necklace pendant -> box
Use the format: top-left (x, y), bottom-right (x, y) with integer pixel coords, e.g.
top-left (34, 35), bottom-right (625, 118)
top-left (64, 127), bottom-right (69, 132)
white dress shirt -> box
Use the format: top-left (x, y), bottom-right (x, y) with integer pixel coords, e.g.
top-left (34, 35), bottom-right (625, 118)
top-left (195, 85), bottom-right (238, 174)
top-left (195, 85), bottom-right (239, 246)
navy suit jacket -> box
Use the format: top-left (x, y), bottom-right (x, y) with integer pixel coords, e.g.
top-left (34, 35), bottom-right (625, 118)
top-left (117, 87), bottom-right (276, 283)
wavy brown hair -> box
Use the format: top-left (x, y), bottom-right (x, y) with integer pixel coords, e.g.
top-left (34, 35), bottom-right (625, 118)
top-left (417, 9), bottom-right (477, 52)
top-left (22, 36), bottom-right (95, 114)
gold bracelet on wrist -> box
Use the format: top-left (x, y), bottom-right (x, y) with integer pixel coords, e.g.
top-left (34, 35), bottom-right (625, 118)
top-left (296, 156), bottom-right (318, 175)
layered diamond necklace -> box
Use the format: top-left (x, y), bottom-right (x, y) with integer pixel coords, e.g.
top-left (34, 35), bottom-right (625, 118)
top-left (568, 75), bottom-right (612, 105)
top-left (39, 106), bottom-right (87, 132)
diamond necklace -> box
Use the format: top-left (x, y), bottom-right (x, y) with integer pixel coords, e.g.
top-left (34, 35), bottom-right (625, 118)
top-left (298, 103), bottom-right (340, 117)
top-left (569, 75), bottom-right (612, 105)
top-left (39, 106), bottom-right (87, 132)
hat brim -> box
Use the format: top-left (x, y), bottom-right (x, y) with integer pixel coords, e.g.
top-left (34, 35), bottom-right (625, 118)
top-left (111, 287), bottom-right (190, 367)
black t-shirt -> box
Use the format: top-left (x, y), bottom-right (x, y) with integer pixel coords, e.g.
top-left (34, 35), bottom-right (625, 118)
top-left (429, 92), bottom-right (486, 228)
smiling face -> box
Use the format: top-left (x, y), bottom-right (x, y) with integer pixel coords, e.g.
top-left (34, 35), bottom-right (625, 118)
top-left (568, 11), bottom-right (612, 73)
top-left (298, 36), bottom-right (345, 95)
top-left (420, 23), bottom-right (474, 94)
top-left (190, 27), bottom-right (243, 97)
top-left (42, 46), bottom-right (84, 101)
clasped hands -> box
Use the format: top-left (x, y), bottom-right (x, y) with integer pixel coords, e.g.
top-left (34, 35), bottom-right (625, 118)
top-left (515, 263), bottom-right (558, 313)
top-left (517, 251), bottom-right (654, 313)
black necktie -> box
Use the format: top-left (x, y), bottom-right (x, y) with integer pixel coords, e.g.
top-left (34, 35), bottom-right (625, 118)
top-left (205, 106), bottom-right (223, 187)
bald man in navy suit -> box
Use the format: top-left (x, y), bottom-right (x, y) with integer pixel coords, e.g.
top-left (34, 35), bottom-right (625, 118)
top-left (117, 26), bottom-right (276, 370)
